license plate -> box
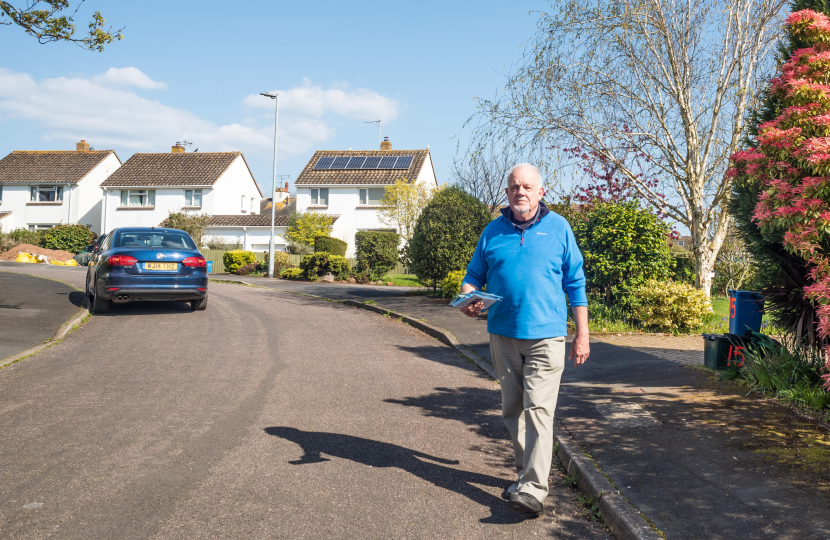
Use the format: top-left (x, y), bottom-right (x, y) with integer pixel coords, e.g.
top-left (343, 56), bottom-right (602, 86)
top-left (144, 262), bottom-right (177, 271)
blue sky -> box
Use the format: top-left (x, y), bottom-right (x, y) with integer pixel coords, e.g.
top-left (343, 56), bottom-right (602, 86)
top-left (0, 0), bottom-right (547, 195)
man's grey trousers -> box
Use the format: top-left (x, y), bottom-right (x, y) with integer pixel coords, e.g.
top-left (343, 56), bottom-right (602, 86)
top-left (490, 333), bottom-right (566, 504)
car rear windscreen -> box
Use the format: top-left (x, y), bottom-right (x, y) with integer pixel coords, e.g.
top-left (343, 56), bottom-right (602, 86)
top-left (115, 231), bottom-right (196, 249)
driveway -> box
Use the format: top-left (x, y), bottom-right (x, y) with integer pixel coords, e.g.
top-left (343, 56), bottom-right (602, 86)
top-left (0, 271), bottom-right (84, 360)
top-left (0, 275), bottom-right (609, 539)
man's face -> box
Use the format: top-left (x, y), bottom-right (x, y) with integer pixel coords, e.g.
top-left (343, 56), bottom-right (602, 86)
top-left (506, 167), bottom-right (544, 217)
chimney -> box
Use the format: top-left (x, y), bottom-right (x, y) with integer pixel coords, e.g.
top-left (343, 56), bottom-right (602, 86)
top-left (284, 181), bottom-right (289, 191)
top-left (76, 140), bottom-right (90, 152)
top-left (172, 142), bottom-right (185, 153)
top-left (380, 136), bottom-right (392, 151)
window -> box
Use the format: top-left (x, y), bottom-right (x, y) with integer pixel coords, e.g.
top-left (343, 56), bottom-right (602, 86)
top-left (119, 189), bottom-right (155, 207)
top-left (359, 188), bottom-right (385, 206)
top-left (185, 189), bottom-right (203, 207)
top-left (114, 230), bottom-right (196, 249)
top-left (241, 195), bottom-right (246, 211)
top-left (30, 186), bottom-right (63, 202)
top-left (28, 224), bottom-right (55, 231)
top-left (250, 197), bottom-right (255, 212)
top-left (310, 188), bottom-right (329, 206)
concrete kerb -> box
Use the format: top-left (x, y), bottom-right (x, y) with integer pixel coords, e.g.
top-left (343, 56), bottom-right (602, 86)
top-left (230, 279), bottom-right (659, 539)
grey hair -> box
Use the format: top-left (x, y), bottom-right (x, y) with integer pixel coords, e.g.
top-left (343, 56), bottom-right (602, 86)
top-left (506, 163), bottom-right (543, 188)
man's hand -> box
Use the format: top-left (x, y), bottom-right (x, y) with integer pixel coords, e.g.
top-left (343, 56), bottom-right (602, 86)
top-left (569, 305), bottom-right (590, 367)
top-left (460, 300), bottom-right (484, 318)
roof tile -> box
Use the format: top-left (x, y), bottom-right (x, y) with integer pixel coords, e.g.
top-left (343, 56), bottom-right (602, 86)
top-left (0, 151), bottom-right (118, 184)
top-left (101, 152), bottom-right (243, 187)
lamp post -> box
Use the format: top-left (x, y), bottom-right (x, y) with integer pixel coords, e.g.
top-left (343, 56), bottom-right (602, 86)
top-left (260, 92), bottom-right (279, 278)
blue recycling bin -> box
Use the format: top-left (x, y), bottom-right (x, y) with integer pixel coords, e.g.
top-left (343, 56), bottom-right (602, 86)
top-left (206, 261), bottom-right (213, 274)
top-left (728, 290), bottom-right (764, 334)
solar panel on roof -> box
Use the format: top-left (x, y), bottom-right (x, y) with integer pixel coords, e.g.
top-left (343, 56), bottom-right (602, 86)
top-left (330, 157), bottom-right (350, 169)
top-left (363, 156), bottom-right (382, 169)
top-left (346, 156), bottom-right (366, 169)
top-left (379, 156), bottom-right (398, 168)
top-left (314, 156), bottom-right (335, 170)
top-left (393, 156), bottom-right (413, 169)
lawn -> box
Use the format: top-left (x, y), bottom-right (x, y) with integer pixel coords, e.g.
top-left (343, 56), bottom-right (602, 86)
top-left (381, 274), bottom-right (426, 287)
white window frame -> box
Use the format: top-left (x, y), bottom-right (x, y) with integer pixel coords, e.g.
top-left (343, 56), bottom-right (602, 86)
top-left (310, 188), bottom-right (329, 206)
top-left (358, 187), bottom-right (385, 206)
top-left (241, 194), bottom-right (246, 212)
top-left (119, 189), bottom-right (155, 208)
top-left (185, 189), bottom-right (203, 207)
top-left (30, 185), bottom-right (63, 203)
top-left (28, 224), bottom-right (55, 231)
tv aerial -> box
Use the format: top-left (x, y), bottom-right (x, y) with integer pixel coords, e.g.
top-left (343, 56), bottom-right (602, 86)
top-left (364, 119), bottom-right (381, 146)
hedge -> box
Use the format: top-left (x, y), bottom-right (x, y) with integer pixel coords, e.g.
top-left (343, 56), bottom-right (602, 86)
top-left (41, 224), bottom-right (96, 254)
top-left (223, 250), bottom-right (256, 274)
top-left (355, 231), bottom-right (399, 279)
top-left (314, 236), bottom-right (347, 256)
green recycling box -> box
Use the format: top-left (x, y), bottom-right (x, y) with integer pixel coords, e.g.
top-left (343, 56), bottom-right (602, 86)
top-left (702, 333), bottom-right (747, 370)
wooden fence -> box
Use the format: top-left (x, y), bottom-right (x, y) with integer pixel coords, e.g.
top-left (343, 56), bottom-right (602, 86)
top-left (202, 249), bottom-right (411, 275)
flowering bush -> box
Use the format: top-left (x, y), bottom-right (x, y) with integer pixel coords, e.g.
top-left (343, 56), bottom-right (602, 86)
top-left (629, 280), bottom-right (713, 330)
top-left (728, 9), bottom-right (830, 388)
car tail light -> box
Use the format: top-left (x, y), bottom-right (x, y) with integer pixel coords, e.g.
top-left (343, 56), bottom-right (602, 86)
top-left (197, 287), bottom-right (207, 291)
top-left (182, 256), bottom-right (207, 267)
top-left (107, 287), bottom-right (120, 292)
top-left (107, 255), bottom-right (137, 266)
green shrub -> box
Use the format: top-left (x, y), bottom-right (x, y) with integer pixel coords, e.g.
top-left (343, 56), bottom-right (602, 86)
top-left (41, 224), bottom-right (95, 254)
top-left (408, 186), bottom-right (491, 290)
top-left (264, 250), bottom-right (292, 272)
top-left (285, 211), bottom-right (333, 247)
top-left (279, 267), bottom-right (305, 280)
top-left (223, 250), bottom-right (256, 274)
top-left (629, 280), bottom-right (713, 330)
top-left (300, 252), bottom-right (351, 280)
top-left (573, 202), bottom-right (676, 304)
top-left (314, 236), bottom-right (347, 256)
top-left (355, 231), bottom-right (399, 280)
top-left (0, 228), bottom-right (46, 253)
top-left (159, 211), bottom-right (209, 247)
top-left (441, 270), bottom-right (466, 299)
top-left (236, 263), bottom-right (260, 276)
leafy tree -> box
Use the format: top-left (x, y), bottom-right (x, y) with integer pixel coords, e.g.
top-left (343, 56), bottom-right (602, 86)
top-left (727, 9), bottom-right (830, 381)
top-left (378, 179), bottom-right (434, 245)
top-left (41, 224), bottom-right (95, 254)
top-left (0, 1), bottom-right (123, 52)
top-left (159, 211), bottom-right (209, 248)
top-left (731, 0), bottom-right (830, 341)
top-left (573, 202), bottom-right (676, 304)
top-left (472, 0), bottom-right (787, 296)
top-left (408, 186), bottom-right (492, 290)
top-left (711, 223), bottom-right (755, 297)
top-left (284, 211), bottom-right (333, 248)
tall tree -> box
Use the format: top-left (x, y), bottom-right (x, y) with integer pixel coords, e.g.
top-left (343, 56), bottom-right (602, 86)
top-left (1, 1), bottom-right (122, 51)
top-left (732, 0), bottom-right (830, 340)
top-left (378, 179), bottom-right (435, 244)
top-left (452, 135), bottom-right (529, 215)
top-left (474, 0), bottom-right (787, 297)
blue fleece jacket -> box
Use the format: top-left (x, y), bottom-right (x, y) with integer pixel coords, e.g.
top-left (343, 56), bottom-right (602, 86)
top-left (462, 203), bottom-right (587, 339)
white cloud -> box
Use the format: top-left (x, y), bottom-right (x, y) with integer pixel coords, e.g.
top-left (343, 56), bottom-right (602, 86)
top-left (91, 67), bottom-right (167, 90)
top-left (0, 68), bottom-right (399, 159)
top-left (243, 77), bottom-right (401, 122)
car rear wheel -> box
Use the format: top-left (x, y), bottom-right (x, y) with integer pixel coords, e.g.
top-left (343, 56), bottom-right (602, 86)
top-left (93, 289), bottom-right (111, 314)
top-left (191, 295), bottom-right (208, 311)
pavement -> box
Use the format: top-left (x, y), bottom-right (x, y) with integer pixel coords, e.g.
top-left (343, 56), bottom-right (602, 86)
top-left (0, 264), bottom-right (610, 539)
top-left (0, 270), bottom-right (84, 360)
top-left (218, 275), bottom-right (830, 540)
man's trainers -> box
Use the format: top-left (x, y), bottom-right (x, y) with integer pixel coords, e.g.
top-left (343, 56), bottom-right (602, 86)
top-left (507, 492), bottom-right (543, 515)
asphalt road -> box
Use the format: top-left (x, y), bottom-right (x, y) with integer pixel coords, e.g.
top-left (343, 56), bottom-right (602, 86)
top-left (0, 270), bottom-right (609, 539)
top-left (0, 271), bottom-right (83, 360)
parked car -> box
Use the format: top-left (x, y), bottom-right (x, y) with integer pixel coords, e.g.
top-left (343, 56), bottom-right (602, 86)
top-left (73, 244), bottom-right (96, 266)
top-left (85, 227), bottom-right (208, 313)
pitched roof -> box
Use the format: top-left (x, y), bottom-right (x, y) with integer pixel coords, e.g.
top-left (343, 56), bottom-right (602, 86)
top-left (0, 151), bottom-right (119, 185)
top-left (101, 152), bottom-right (260, 195)
top-left (204, 214), bottom-right (339, 227)
top-left (0, 211), bottom-right (11, 220)
top-left (295, 149), bottom-right (430, 186)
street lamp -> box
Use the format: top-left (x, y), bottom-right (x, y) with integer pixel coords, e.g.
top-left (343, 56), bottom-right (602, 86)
top-left (261, 91), bottom-right (279, 278)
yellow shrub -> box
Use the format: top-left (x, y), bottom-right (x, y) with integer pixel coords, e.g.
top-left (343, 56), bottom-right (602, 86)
top-left (630, 280), bottom-right (713, 330)
top-left (264, 250), bottom-right (291, 272)
top-left (279, 267), bottom-right (304, 280)
top-left (223, 250), bottom-right (256, 274)
top-left (440, 270), bottom-right (467, 299)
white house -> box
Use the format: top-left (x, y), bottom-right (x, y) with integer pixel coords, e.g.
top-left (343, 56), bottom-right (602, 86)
top-left (294, 138), bottom-right (438, 257)
top-left (99, 144), bottom-right (262, 235)
top-left (203, 214), bottom-right (339, 252)
top-left (0, 140), bottom-right (122, 234)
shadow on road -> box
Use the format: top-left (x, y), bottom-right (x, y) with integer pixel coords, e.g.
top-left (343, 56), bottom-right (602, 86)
top-left (385, 386), bottom-right (504, 439)
top-left (68, 291), bottom-right (86, 308)
top-left (263, 426), bottom-right (531, 524)
top-left (92, 300), bottom-right (196, 316)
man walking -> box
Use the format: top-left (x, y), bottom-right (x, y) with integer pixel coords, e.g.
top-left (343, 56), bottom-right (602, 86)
top-left (459, 163), bottom-right (590, 516)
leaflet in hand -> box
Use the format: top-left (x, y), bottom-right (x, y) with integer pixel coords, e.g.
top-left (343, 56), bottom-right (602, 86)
top-left (450, 291), bottom-right (502, 311)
